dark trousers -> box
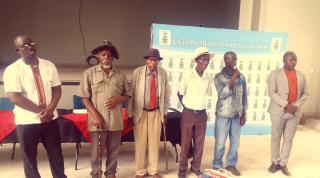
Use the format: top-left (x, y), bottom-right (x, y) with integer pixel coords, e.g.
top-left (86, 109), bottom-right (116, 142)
top-left (16, 120), bottom-right (66, 178)
top-left (90, 131), bottom-right (122, 178)
top-left (179, 109), bottom-right (207, 172)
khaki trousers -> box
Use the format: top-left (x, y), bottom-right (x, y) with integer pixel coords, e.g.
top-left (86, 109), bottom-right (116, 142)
top-left (134, 110), bottom-right (162, 176)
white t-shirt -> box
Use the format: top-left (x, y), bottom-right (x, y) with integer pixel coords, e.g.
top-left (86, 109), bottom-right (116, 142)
top-left (3, 58), bottom-right (61, 125)
top-left (178, 68), bottom-right (212, 110)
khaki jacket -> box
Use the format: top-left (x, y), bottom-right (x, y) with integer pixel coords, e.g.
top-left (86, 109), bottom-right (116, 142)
top-left (127, 66), bottom-right (170, 124)
top-left (267, 68), bottom-right (309, 117)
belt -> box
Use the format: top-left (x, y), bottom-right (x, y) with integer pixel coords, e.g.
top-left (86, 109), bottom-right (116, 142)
top-left (143, 107), bottom-right (159, 112)
top-left (184, 107), bottom-right (206, 115)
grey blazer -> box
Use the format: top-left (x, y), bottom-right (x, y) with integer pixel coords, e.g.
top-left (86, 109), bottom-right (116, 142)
top-left (267, 68), bottom-right (309, 117)
top-left (127, 66), bottom-right (170, 124)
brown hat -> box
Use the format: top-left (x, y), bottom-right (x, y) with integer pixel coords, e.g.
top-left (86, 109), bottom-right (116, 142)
top-left (91, 40), bottom-right (119, 59)
top-left (143, 48), bottom-right (163, 60)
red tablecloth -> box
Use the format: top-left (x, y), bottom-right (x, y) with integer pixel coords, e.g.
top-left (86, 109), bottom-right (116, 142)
top-left (0, 108), bottom-right (132, 143)
top-left (62, 108), bottom-right (132, 142)
top-left (0, 110), bottom-right (15, 142)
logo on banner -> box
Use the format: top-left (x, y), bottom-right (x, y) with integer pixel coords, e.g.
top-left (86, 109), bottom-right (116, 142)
top-left (159, 30), bottom-right (171, 45)
top-left (271, 38), bottom-right (282, 51)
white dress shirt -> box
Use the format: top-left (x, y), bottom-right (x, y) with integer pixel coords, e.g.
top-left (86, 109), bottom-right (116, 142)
top-left (3, 58), bottom-right (61, 125)
top-left (178, 68), bottom-right (212, 110)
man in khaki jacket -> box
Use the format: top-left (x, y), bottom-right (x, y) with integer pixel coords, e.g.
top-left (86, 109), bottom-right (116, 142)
top-left (79, 41), bottom-right (130, 178)
top-left (127, 48), bottom-right (170, 178)
top-left (267, 51), bottom-right (309, 176)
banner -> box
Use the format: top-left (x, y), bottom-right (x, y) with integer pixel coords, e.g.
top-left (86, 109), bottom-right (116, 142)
top-left (151, 23), bottom-right (288, 124)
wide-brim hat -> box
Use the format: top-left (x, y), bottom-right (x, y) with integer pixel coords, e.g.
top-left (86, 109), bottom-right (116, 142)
top-left (91, 40), bottom-right (119, 59)
top-left (193, 47), bottom-right (214, 62)
top-left (143, 48), bottom-right (163, 60)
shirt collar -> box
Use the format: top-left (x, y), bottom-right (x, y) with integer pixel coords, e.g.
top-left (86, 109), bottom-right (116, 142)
top-left (192, 67), bottom-right (208, 79)
top-left (146, 66), bottom-right (158, 76)
top-left (96, 65), bottom-right (119, 73)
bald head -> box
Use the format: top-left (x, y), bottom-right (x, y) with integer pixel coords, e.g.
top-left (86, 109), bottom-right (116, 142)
top-left (14, 35), bottom-right (31, 48)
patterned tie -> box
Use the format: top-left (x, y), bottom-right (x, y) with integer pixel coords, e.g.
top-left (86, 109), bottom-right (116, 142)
top-left (149, 73), bottom-right (156, 109)
top-left (30, 65), bottom-right (46, 108)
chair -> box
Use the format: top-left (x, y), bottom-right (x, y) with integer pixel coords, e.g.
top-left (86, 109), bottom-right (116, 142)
top-left (73, 95), bottom-right (85, 109)
top-left (0, 97), bottom-right (16, 160)
top-left (0, 97), bottom-right (15, 110)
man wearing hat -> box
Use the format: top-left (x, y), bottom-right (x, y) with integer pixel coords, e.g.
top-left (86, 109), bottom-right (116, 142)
top-left (212, 51), bottom-right (247, 176)
top-left (177, 47), bottom-right (214, 178)
top-left (127, 48), bottom-right (170, 178)
top-left (78, 41), bottom-right (130, 178)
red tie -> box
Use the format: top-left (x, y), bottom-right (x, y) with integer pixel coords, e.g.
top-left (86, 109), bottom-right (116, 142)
top-left (30, 65), bottom-right (46, 108)
top-left (149, 74), bottom-right (156, 109)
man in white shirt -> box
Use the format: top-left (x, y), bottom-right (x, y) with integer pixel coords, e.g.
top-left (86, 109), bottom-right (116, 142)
top-left (177, 47), bottom-right (214, 178)
top-left (3, 35), bottom-right (66, 178)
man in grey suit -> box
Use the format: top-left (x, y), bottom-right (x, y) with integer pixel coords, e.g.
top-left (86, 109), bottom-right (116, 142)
top-left (267, 51), bottom-right (309, 176)
top-left (127, 48), bottom-right (170, 178)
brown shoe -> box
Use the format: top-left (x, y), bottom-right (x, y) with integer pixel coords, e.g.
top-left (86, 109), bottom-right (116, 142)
top-left (151, 173), bottom-right (162, 178)
top-left (135, 175), bottom-right (144, 178)
top-left (268, 163), bottom-right (280, 173)
top-left (280, 165), bottom-right (291, 176)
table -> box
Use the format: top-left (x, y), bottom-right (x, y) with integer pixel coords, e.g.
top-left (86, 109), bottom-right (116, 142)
top-left (0, 108), bottom-right (182, 169)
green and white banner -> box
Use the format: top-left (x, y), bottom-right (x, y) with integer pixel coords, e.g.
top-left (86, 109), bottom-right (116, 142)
top-left (151, 23), bottom-right (288, 124)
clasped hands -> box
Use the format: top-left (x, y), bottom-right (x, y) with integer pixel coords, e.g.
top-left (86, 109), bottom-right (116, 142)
top-left (284, 103), bottom-right (297, 114)
top-left (38, 106), bottom-right (54, 123)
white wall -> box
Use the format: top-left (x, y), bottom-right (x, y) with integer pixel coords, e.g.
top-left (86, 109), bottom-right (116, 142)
top-left (240, 0), bottom-right (320, 117)
top-left (0, 0), bottom-right (239, 68)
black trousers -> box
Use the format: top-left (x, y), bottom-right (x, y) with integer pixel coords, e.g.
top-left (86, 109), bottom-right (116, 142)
top-left (16, 119), bottom-right (67, 178)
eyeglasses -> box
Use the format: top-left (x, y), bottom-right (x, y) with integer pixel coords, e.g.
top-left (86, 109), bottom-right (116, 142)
top-left (18, 41), bottom-right (36, 49)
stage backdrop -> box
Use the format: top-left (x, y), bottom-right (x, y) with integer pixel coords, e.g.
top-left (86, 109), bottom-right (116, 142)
top-left (150, 23), bottom-right (288, 125)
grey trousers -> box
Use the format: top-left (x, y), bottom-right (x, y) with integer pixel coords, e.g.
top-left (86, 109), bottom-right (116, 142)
top-left (90, 131), bottom-right (122, 178)
top-left (270, 114), bottom-right (300, 166)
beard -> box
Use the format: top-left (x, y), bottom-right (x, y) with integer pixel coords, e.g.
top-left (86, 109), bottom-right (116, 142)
top-left (101, 64), bottom-right (112, 69)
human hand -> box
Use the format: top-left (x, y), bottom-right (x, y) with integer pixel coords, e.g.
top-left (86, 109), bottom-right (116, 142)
top-left (229, 70), bottom-right (240, 89)
top-left (104, 96), bottom-right (122, 109)
top-left (92, 112), bottom-right (106, 130)
top-left (39, 108), bottom-right (54, 123)
top-left (231, 69), bottom-right (240, 80)
top-left (285, 104), bottom-right (297, 114)
top-left (240, 117), bottom-right (246, 126)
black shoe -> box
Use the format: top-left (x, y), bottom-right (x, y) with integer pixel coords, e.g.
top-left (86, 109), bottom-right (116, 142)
top-left (190, 168), bottom-right (203, 176)
top-left (226, 165), bottom-right (241, 176)
top-left (280, 165), bottom-right (291, 176)
top-left (268, 163), bottom-right (280, 173)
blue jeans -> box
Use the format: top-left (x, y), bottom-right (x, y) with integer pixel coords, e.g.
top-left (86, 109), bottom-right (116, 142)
top-left (213, 116), bottom-right (241, 168)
